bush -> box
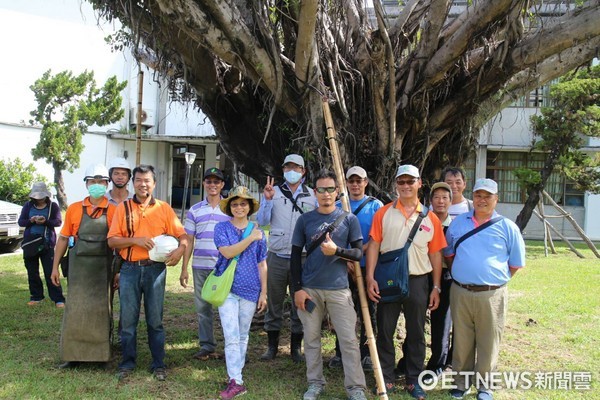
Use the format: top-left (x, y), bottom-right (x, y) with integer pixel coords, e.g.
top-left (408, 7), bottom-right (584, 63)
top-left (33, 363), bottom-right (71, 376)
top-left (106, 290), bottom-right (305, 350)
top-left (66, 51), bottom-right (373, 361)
top-left (0, 158), bottom-right (50, 204)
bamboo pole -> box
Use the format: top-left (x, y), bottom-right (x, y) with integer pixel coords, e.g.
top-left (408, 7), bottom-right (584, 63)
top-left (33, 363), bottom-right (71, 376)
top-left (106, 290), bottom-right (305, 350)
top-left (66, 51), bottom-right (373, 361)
top-left (322, 99), bottom-right (388, 399)
top-left (541, 190), bottom-right (600, 258)
top-left (532, 209), bottom-right (585, 258)
top-left (135, 69), bottom-right (144, 166)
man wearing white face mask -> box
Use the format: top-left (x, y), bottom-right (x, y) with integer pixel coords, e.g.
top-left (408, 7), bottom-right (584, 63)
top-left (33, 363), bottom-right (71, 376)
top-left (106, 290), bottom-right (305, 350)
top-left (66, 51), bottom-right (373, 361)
top-left (51, 163), bottom-right (116, 368)
top-left (257, 154), bottom-right (317, 362)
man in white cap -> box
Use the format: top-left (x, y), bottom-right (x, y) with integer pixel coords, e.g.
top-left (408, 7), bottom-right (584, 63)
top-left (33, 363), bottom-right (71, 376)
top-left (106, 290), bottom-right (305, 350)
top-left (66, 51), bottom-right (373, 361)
top-left (444, 178), bottom-right (525, 400)
top-left (423, 182), bottom-right (454, 383)
top-left (257, 154), bottom-right (317, 362)
top-left (366, 164), bottom-right (445, 399)
top-left (329, 166), bottom-right (383, 370)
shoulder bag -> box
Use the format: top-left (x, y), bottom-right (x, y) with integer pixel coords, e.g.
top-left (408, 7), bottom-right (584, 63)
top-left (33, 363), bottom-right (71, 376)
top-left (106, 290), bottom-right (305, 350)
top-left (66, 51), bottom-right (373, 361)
top-left (373, 202), bottom-right (428, 303)
top-left (202, 222), bottom-right (255, 307)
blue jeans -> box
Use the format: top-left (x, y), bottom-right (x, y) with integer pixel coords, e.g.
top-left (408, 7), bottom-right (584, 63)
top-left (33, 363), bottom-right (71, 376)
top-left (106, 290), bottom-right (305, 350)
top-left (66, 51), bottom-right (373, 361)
top-left (24, 247), bottom-right (65, 303)
top-left (218, 293), bottom-right (256, 384)
top-left (193, 268), bottom-right (216, 352)
top-left (119, 261), bottom-right (167, 371)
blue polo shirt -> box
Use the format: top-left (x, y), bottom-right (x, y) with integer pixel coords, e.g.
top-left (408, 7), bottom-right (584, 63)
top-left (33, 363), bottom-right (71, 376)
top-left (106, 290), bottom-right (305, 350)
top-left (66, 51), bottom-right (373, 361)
top-left (337, 196), bottom-right (383, 266)
top-left (444, 210), bottom-right (525, 286)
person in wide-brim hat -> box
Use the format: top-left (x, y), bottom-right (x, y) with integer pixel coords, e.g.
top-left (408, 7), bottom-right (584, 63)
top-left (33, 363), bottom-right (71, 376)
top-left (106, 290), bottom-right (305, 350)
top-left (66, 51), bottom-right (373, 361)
top-left (219, 186), bottom-right (260, 217)
top-left (29, 182), bottom-right (52, 200)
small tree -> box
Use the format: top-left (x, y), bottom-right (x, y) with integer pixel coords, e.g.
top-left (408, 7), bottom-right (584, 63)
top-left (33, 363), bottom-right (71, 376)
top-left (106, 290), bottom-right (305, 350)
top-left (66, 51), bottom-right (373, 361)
top-left (0, 158), bottom-right (50, 205)
top-left (515, 65), bottom-right (600, 231)
top-left (29, 69), bottom-right (127, 210)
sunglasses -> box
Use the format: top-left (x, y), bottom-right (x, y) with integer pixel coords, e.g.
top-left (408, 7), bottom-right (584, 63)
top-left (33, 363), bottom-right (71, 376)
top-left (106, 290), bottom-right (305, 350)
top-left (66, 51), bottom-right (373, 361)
top-left (204, 179), bottom-right (222, 185)
top-left (315, 187), bottom-right (337, 194)
top-left (396, 178), bottom-right (418, 186)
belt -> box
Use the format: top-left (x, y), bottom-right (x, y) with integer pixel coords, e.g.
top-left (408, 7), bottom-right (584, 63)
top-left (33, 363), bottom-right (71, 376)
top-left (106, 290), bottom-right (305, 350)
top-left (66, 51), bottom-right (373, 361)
top-left (453, 280), bottom-right (504, 292)
top-left (129, 259), bottom-right (154, 266)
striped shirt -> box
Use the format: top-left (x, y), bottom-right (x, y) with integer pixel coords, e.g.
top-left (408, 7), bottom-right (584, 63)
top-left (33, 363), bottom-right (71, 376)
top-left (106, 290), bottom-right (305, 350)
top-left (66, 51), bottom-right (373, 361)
top-left (184, 199), bottom-right (231, 270)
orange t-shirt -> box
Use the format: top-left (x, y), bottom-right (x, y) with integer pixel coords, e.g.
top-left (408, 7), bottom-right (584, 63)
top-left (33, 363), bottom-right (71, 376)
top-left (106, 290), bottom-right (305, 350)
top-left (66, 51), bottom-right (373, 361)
top-left (369, 201), bottom-right (446, 275)
top-left (60, 197), bottom-right (115, 237)
top-left (108, 196), bottom-right (186, 262)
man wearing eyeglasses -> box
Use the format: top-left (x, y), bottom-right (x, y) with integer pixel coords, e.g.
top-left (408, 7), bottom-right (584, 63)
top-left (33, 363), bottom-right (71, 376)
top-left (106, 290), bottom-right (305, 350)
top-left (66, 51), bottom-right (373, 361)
top-left (257, 154), bottom-right (317, 362)
top-left (366, 164), bottom-right (445, 399)
top-left (291, 170), bottom-right (368, 400)
top-left (180, 168), bottom-right (231, 361)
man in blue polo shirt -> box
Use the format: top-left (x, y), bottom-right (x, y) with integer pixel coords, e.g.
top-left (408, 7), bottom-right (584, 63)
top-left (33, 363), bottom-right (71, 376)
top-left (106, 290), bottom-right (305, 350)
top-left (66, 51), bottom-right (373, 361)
top-left (329, 166), bottom-right (383, 371)
top-left (444, 178), bottom-right (525, 400)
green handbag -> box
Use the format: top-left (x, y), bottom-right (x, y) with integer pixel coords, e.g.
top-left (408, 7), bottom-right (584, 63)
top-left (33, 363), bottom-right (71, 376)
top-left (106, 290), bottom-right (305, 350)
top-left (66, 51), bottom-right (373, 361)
top-left (201, 223), bottom-right (254, 307)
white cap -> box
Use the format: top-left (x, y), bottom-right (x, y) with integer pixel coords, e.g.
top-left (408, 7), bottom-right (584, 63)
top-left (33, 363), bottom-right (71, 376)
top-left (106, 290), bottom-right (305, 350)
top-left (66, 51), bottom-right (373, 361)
top-left (83, 163), bottom-right (110, 181)
top-left (346, 166), bottom-right (367, 179)
top-left (395, 164), bottom-right (420, 179)
top-left (148, 235), bottom-right (179, 262)
top-left (473, 178), bottom-right (498, 194)
top-left (282, 154), bottom-right (305, 168)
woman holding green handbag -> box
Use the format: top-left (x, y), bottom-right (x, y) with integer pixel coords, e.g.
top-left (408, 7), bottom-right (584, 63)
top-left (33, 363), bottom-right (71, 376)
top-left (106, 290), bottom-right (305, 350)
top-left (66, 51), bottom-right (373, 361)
top-left (213, 186), bottom-right (267, 400)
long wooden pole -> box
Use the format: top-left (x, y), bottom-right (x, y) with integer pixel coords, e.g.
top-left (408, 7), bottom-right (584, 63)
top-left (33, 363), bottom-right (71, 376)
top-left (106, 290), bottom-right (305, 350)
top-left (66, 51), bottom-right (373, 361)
top-left (135, 69), bottom-right (144, 166)
top-left (322, 100), bottom-right (388, 400)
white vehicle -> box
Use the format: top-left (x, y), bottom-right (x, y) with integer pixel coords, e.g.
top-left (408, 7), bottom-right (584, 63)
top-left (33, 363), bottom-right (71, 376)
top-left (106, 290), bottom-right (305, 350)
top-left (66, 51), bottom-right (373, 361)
top-left (0, 200), bottom-right (25, 253)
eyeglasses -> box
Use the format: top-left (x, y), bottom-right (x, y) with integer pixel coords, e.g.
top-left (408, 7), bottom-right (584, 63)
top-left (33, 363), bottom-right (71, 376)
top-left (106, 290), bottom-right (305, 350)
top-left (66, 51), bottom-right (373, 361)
top-left (283, 164), bottom-right (303, 172)
top-left (204, 179), bottom-right (222, 185)
top-left (315, 187), bottom-right (337, 194)
top-left (395, 178), bottom-right (418, 186)
top-left (230, 202), bottom-right (249, 208)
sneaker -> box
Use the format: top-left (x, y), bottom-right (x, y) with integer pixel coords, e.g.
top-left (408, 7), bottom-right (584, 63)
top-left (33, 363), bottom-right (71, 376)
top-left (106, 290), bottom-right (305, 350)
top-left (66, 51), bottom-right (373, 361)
top-left (116, 368), bottom-right (132, 381)
top-left (153, 367), bottom-right (167, 381)
top-left (328, 355), bottom-right (342, 368)
top-left (405, 383), bottom-right (427, 399)
top-left (347, 390), bottom-right (367, 400)
top-left (27, 299), bottom-right (43, 306)
top-left (193, 348), bottom-right (220, 360)
top-left (303, 383), bottom-right (325, 400)
top-left (449, 388), bottom-right (471, 399)
top-left (422, 367), bottom-right (443, 385)
top-left (476, 391), bottom-right (493, 400)
top-left (372, 382), bottom-right (396, 395)
top-left (220, 379), bottom-right (247, 400)
top-left (55, 302), bottom-right (65, 308)
top-left (361, 356), bottom-right (373, 371)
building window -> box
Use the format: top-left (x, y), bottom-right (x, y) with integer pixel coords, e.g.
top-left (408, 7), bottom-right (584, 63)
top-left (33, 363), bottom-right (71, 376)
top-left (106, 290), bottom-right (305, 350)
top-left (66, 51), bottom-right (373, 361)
top-left (486, 151), bottom-right (584, 206)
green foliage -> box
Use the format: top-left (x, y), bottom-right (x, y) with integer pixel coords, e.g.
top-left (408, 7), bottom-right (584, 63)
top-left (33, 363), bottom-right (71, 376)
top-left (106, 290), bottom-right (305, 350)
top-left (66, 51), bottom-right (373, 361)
top-left (0, 158), bottom-right (50, 204)
top-left (528, 65), bottom-right (600, 194)
top-left (514, 167), bottom-right (542, 188)
top-left (29, 69), bottom-right (127, 172)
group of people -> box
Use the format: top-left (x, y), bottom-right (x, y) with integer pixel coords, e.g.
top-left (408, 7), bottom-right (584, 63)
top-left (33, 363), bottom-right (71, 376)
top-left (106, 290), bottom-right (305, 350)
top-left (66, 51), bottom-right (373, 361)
top-left (18, 153), bottom-right (525, 400)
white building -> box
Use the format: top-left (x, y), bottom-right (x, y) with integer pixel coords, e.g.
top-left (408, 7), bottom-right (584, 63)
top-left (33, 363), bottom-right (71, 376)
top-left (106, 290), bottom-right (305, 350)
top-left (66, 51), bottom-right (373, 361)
top-left (0, 0), bottom-right (222, 208)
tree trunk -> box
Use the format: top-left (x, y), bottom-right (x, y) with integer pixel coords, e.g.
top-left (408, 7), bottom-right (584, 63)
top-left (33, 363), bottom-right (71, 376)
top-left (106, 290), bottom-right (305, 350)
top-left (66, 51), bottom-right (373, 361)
top-left (53, 161), bottom-right (67, 210)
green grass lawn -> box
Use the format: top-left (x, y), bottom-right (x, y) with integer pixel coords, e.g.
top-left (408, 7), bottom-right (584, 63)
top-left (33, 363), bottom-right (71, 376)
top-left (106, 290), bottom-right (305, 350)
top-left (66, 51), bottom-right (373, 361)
top-left (0, 241), bottom-right (598, 399)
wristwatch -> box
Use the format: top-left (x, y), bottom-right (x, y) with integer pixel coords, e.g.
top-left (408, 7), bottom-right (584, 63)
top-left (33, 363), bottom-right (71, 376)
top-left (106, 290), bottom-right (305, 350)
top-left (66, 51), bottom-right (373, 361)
top-left (433, 285), bottom-right (441, 294)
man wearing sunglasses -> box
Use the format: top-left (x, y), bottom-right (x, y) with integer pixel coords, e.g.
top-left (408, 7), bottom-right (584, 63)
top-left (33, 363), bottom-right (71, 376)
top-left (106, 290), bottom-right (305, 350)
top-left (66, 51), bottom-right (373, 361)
top-left (291, 170), bottom-right (368, 400)
top-left (366, 164), bottom-right (445, 399)
top-left (257, 154), bottom-right (317, 362)
top-left (180, 168), bottom-right (231, 361)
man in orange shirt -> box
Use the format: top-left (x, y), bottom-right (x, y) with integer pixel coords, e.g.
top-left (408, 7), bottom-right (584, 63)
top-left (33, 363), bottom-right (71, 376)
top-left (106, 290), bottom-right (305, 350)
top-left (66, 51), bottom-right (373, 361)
top-left (108, 164), bottom-right (188, 382)
top-left (51, 164), bottom-right (116, 368)
top-left (366, 165), bottom-right (445, 400)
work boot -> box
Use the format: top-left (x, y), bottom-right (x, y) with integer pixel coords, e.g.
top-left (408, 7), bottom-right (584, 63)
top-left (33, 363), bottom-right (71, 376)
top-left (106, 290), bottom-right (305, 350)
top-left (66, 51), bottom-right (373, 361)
top-left (290, 332), bottom-right (305, 363)
top-left (260, 330), bottom-right (280, 360)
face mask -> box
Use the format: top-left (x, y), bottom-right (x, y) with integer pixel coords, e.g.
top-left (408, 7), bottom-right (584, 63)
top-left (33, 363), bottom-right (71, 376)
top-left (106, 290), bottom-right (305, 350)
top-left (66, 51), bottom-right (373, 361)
top-left (284, 170), bottom-right (303, 185)
top-left (88, 183), bottom-right (107, 199)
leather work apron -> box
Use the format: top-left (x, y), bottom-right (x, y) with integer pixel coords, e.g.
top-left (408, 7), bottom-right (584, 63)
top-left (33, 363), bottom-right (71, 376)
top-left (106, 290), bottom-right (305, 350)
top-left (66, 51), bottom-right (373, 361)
top-left (59, 206), bottom-right (112, 362)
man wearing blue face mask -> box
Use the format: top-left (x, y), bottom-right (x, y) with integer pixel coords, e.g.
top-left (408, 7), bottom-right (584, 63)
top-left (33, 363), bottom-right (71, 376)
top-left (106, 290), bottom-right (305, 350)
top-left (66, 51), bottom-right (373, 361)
top-left (51, 163), bottom-right (116, 369)
top-left (257, 154), bottom-right (317, 362)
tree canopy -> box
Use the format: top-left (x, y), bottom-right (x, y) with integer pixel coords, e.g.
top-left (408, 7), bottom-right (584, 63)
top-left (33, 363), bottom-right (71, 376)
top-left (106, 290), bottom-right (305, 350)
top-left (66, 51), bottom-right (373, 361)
top-left (89, 0), bottom-right (600, 195)
top-left (515, 64), bottom-right (600, 230)
top-left (0, 158), bottom-right (49, 205)
top-left (29, 69), bottom-right (126, 209)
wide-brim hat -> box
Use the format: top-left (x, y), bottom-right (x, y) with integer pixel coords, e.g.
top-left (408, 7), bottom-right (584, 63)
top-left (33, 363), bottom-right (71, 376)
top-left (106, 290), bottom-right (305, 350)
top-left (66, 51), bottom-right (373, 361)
top-left (219, 186), bottom-right (260, 217)
top-left (29, 182), bottom-right (52, 200)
